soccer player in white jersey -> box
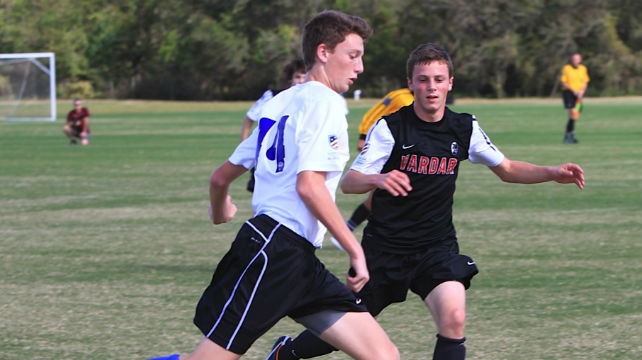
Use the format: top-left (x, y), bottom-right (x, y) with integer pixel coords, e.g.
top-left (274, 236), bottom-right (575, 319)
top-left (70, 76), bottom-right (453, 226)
top-left (268, 44), bottom-right (585, 360)
top-left (147, 10), bottom-right (399, 360)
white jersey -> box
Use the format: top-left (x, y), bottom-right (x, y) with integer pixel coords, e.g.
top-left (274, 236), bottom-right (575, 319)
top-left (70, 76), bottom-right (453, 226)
top-left (229, 81), bottom-right (350, 247)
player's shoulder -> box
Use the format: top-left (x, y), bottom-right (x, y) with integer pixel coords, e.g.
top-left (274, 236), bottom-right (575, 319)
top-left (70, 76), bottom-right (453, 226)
top-left (445, 107), bottom-right (476, 131)
top-left (379, 104), bottom-right (413, 130)
top-left (296, 82), bottom-right (344, 106)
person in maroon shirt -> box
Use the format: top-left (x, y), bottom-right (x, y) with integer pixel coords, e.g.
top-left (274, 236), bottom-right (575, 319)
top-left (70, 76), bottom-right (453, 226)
top-left (63, 99), bottom-right (91, 145)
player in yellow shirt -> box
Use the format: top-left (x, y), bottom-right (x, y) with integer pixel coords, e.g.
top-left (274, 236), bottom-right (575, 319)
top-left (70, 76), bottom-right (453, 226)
top-left (560, 53), bottom-right (590, 143)
top-left (356, 88), bottom-right (415, 150)
top-left (330, 88), bottom-right (414, 250)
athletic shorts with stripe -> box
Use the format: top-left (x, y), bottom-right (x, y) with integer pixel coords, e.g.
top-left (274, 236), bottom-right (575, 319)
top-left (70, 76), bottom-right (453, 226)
top-left (193, 214), bottom-right (367, 355)
top-left (356, 232), bottom-right (479, 317)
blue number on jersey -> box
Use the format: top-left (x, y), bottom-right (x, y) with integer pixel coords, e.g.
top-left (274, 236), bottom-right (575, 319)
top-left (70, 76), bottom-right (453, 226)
top-left (257, 115), bottom-right (289, 172)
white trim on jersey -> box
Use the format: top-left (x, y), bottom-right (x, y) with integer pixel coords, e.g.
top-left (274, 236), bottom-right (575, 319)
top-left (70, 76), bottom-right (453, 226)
top-left (468, 120), bottom-right (504, 166)
top-left (205, 221), bottom-right (281, 349)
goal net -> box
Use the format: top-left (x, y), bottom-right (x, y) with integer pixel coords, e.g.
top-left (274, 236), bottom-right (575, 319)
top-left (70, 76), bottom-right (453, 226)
top-left (0, 52), bottom-right (56, 122)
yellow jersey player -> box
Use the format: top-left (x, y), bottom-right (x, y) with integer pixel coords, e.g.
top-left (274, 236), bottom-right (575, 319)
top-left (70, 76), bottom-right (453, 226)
top-left (560, 53), bottom-right (590, 143)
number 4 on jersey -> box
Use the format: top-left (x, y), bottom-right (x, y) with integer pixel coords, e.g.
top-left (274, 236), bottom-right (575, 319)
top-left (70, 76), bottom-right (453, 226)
top-left (256, 115), bottom-right (289, 173)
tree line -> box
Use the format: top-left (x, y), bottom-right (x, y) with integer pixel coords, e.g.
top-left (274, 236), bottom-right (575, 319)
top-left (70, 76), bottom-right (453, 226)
top-left (1, 0), bottom-right (640, 100)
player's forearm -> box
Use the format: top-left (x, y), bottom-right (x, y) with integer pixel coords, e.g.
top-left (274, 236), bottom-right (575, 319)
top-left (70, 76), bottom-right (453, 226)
top-left (340, 170), bottom-right (379, 194)
top-left (209, 161), bottom-right (246, 221)
top-left (491, 159), bottom-right (557, 184)
top-left (81, 117), bottom-right (89, 132)
top-left (297, 171), bottom-right (363, 257)
top-left (241, 117), bottom-right (253, 141)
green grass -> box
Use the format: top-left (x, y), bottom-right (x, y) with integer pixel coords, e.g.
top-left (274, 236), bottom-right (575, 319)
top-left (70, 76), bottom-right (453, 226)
top-left (1, 97), bottom-right (640, 359)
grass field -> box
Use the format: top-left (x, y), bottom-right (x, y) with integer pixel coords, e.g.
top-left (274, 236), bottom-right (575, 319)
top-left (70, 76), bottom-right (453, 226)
top-left (1, 97), bottom-right (640, 359)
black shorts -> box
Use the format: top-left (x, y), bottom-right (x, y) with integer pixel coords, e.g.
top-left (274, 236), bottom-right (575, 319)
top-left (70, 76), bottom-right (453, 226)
top-left (70, 127), bottom-right (89, 139)
top-left (562, 90), bottom-right (577, 109)
top-left (355, 233), bottom-right (478, 316)
top-left (193, 214), bottom-right (366, 355)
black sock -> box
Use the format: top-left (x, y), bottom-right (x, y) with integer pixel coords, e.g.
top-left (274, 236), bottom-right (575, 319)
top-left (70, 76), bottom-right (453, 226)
top-left (433, 334), bottom-right (466, 360)
top-left (565, 118), bottom-right (575, 133)
top-left (287, 330), bottom-right (336, 359)
top-left (347, 203), bottom-right (370, 231)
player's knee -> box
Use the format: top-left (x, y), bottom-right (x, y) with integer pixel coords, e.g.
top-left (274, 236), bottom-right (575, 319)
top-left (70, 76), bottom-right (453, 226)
top-left (372, 341), bottom-right (399, 360)
top-left (442, 308), bottom-right (466, 335)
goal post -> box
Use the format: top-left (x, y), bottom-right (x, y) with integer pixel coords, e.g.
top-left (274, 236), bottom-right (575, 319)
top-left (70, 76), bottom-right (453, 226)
top-left (0, 52), bottom-right (56, 122)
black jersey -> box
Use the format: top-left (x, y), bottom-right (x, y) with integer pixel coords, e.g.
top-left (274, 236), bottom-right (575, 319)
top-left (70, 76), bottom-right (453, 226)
top-left (363, 105), bottom-right (476, 253)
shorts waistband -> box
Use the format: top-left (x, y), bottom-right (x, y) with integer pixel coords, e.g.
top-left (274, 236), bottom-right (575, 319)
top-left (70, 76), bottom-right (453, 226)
top-left (247, 214), bottom-right (315, 252)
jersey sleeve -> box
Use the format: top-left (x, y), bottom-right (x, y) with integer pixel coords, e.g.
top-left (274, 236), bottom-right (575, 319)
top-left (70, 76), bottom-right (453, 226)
top-left (228, 127), bottom-right (258, 169)
top-left (296, 97), bottom-right (350, 174)
top-left (350, 119), bottom-right (395, 174)
top-left (468, 120), bottom-right (504, 167)
top-left (246, 90), bottom-right (274, 121)
top-left (560, 65), bottom-right (570, 84)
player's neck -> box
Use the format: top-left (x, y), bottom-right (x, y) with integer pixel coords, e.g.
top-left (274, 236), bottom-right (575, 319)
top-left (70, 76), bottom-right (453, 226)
top-left (414, 104), bottom-right (445, 123)
top-left (306, 65), bottom-right (336, 93)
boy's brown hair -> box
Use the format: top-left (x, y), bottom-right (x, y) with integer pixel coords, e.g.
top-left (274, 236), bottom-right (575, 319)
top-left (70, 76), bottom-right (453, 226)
top-left (302, 10), bottom-right (372, 71)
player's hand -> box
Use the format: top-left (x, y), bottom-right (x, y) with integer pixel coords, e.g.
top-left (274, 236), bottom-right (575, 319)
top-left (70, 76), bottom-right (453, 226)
top-left (554, 163), bottom-right (585, 189)
top-left (376, 170), bottom-right (412, 196)
top-left (209, 195), bottom-right (238, 224)
top-left (346, 255), bottom-right (370, 293)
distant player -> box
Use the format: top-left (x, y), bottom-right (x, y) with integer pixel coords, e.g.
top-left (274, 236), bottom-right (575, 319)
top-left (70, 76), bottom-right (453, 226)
top-left (148, 10), bottom-right (399, 360)
top-left (63, 99), bottom-right (90, 145)
top-left (241, 59), bottom-right (307, 142)
top-left (560, 53), bottom-right (589, 143)
top-left (267, 43), bottom-right (584, 360)
top-left (329, 88), bottom-right (414, 250)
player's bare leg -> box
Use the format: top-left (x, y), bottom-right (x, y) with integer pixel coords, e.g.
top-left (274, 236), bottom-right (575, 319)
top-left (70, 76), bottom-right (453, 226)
top-left (425, 281), bottom-right (467, 359)
top-left (317, 311), bottom-right (399, 360)
top-left (80, 131), bottom-right (90, 145)
top-left (63, 124), bottom-right (76, 141)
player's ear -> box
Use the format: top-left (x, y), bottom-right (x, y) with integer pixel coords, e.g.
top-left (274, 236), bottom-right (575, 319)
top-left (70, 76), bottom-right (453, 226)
top-left (448, 77), bottom-right (454, 91)
top-left (316, 43), bottom-right (329, 64)
top-left (407, 77), bottom-right (414, 91)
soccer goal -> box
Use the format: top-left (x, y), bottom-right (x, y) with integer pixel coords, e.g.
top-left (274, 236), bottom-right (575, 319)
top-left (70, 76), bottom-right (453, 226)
top-left (0, 52), bottom-right (56, 122)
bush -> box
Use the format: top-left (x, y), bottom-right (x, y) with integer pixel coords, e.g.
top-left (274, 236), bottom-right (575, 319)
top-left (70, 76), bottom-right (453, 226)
top-left (59, 81), bottom-right (94, 99)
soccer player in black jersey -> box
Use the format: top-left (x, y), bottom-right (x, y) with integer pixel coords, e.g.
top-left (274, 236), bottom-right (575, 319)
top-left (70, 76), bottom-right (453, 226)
top-left (265, 43), bottom-right (584, 360)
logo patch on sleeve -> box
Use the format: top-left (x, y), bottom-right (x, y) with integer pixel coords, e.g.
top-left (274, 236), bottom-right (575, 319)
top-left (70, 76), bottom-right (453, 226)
top-left (328, 135), bottom-right (339, 150)
top-left (451, 142), bottom-right (459, 155)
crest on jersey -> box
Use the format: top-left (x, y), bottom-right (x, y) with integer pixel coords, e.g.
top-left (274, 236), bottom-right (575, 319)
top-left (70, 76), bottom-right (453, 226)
top-left (451, 142), bottom-right (459, 155)
top-left (328, 135), bottom-right (339, 150)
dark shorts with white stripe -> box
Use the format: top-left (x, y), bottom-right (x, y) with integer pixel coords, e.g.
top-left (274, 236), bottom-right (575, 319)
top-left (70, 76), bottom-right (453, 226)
top-left (356, 233), bottom-right (479, 317)
top-left (193, 214), bottom-right (367, 355)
